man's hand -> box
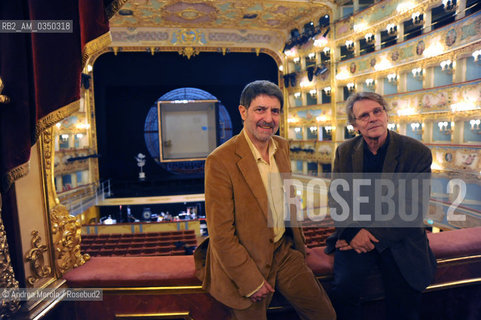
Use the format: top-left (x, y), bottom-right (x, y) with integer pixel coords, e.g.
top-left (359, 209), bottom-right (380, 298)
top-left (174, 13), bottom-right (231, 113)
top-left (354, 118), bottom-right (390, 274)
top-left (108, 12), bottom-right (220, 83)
top-left (349, 229), bottom-right (379, 254)
top-left (335, 239), bottom-right (352, 251)
top-left (250, 281), bottom-right (275, 303)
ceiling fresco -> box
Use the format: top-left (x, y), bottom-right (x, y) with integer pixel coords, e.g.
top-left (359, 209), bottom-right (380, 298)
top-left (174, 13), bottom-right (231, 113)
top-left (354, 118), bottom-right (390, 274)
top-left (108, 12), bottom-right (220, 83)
top-left (110, 0), bottom-right (332, 32)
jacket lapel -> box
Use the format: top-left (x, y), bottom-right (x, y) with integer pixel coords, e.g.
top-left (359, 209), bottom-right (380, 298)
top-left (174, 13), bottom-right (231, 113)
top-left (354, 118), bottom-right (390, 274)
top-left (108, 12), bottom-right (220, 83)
top-left (274, 140), bottom-right (290, 174)
top-left (235, 133), bottom-right (269, 219)
top-left (382, 131), bottom-right (399, 177)
top-left (351, 137), bottom-right (364, 172)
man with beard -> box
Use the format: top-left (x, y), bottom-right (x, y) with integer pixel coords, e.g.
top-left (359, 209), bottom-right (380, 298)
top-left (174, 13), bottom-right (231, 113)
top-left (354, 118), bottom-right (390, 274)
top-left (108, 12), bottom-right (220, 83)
top-left (326, 92), bottom-right (436, 320)
top-left (194, 80), bottom-right (335, 320)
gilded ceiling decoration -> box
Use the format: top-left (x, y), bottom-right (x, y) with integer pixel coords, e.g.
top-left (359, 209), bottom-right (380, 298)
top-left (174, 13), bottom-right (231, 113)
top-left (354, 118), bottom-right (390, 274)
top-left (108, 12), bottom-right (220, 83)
top-left (110, 0), bottom-right (331, 32)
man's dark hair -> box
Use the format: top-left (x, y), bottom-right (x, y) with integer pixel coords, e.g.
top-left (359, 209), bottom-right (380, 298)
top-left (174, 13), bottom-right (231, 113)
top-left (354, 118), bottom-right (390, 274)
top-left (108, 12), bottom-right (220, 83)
top-left (239, 80), bottom-right (283, 110)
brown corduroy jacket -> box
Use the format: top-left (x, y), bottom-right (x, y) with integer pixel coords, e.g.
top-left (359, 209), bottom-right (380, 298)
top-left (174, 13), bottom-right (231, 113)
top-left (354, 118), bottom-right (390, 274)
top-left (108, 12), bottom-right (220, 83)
top-left (194, 132), bottom-right (305, 309)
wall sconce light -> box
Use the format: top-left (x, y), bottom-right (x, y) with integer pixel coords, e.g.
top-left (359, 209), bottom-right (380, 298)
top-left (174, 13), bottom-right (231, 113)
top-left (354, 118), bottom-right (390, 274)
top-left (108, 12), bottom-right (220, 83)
top-left (470, 119), bottom-right (481, 132)
top-left (387, 123), bottom-right (397, 131)
top-left (437, 121), bottom-right (451, 134)
top-left (309, 126), bottom-right (318, 132)
top-left (346, 125), bottom-right (355, 134)
top-left (386, 23), bottom-right (397, 35)
top-left (440, 59), bottom-right (454, 72)
top-left (293, 57), bottom-right (300, 64)
top-left (365, 33), bottom-right (375, 44)
top-left (300, 79), bottom-right (310, 87)
top-left (294, 127), bottom-right (301, 133)
top-left (410, 122), bottom-right (422, 133)
top-left (411, 12), bottom-right (423, 25)
top-left (309, 89), bottom-right (317, 96)
top-left (442, 0), bottom-right (456, 11)
top-left (314, 36), bottom-right (328, 48)
top-left (345, 40), bottom-right (354, 51)
top-left (323, 86), bottom-right (331, 96)
top-left (472, 50), bottom-right (481, 62)
top-left (347, 82), bottom-right (356, 92)
top-left (323, 47), bottom-right (331, 56)
top-left (75, 133), bottom-right (84, 139)
top-left (87, 64), bottom-right (93, 73)
top-left (294, 92), bottom-right (301, 99)
top-left (308, 52), bottom-right (316, 60)
top-left (387, 73), bottom-right (398, 83)
top-left (76, 123), bottom-right (90, 130)
top-left (325, 126), bottom-right (334, 134)
top-left (365, 78), bottom-right (375, 87)
top-left (412, 67), bottom-right (423, 79)
top-left (60, 134), bottom-right (69, 141)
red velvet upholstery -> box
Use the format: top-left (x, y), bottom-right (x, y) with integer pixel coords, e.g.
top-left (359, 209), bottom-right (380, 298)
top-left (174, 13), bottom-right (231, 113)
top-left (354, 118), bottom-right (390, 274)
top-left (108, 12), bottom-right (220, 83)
top-left (63, 227), bottom-right (481, 319)
top-left (66, 227), bottom-right (481, 288)
top-left (64, 255), bottom-right (201, 288)
top-left (427, 227), bottom-right (481, 259)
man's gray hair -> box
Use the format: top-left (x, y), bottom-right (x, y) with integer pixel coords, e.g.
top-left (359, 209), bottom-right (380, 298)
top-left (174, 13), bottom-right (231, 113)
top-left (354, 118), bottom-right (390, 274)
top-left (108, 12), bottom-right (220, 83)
top-left (239, 80), bottom-right (283, 110)
top-left (345, 92), bottom-right (390, 125)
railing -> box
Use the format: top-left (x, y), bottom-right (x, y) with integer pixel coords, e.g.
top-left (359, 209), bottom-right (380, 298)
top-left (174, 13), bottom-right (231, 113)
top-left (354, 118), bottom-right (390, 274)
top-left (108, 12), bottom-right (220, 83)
top-left (59, 180), bottom-right (111, 216)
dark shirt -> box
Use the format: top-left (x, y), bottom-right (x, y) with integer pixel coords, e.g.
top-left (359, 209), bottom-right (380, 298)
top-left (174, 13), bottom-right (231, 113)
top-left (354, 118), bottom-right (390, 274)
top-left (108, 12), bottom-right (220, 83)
top-left (341, 132), bottom-right (391, 243)
top-left (363, 131), bottom-right (390, 173)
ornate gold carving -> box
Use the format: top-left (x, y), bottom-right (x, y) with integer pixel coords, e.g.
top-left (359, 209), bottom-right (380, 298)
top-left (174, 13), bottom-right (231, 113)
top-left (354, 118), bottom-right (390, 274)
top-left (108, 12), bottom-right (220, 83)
top-left (172, 29), bottom-right (205, 46)
top-left (114, 312), bottom-right (193, 319)
top-left (50, 204), bottom-right (90, 276)
top-left (178, 47), bottom-right (200, 59)
top-left (0, 77), bottom-right (10, 104)
top-left (2, 161), bottom-right (30, 197)
top-left (25, 231), bottom-right (51, 286)
top-left (110, 1), bottom-right (330, 32)
top-left (83, 32), bottom-right (112, 68)
top-left (34, 100), bottom-right (80, 145)
top-left (40, 128), bottom-right (90, 277)
top-left (0, 197), bottom-right (21, 317)
top-left (105, 0), bottom-right (129, 20)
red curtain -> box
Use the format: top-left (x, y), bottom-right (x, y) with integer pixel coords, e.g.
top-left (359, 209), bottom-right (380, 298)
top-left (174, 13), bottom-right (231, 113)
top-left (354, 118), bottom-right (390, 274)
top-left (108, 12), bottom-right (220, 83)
top-left (0, 0), bottom-right (116, 192)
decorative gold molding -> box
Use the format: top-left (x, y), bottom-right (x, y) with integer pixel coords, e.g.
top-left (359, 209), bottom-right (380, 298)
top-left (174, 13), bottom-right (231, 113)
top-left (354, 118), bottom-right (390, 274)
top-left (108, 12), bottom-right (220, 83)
top-left (83, 32), bottom-right (112, 69)
top-left (0, 197), bottom-right (20, 317)
top-left (106, 0), bottom-right (129, 20)
top-left (34, 100), bottom-right (80, 145)
top-left (0, 77), bottom-right (10, 104)
top-left (88, 45), bottom-right (283, 70)
top-left (115, 312), bottom-right (193, 320)
top-left (25, 230), bottom-right (52, 286)
top-left (2, 161), bottom-right (30, 195)
top-left (178, 47), bottom-right (200, 59)
top-left (40, 128), bottom-right (90, 277)
top-left (102, 285), bottom-right (203, 295)
top-left (172, 29), bottom-right (205, 46)
top-left (110, 1), bottom-right (330, 33)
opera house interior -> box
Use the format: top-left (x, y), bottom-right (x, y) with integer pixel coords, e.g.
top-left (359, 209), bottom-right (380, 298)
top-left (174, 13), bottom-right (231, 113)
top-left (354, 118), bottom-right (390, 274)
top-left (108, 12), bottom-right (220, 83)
top-left (1, 0), bottom-right (481, 319)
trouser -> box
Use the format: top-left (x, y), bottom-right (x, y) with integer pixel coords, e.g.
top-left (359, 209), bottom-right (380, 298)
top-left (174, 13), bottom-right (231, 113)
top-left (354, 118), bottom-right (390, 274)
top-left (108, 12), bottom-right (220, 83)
top-left (231, 235), bottom-right (336, 320)
top-left (331, 248), bottom-right (422, 320)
